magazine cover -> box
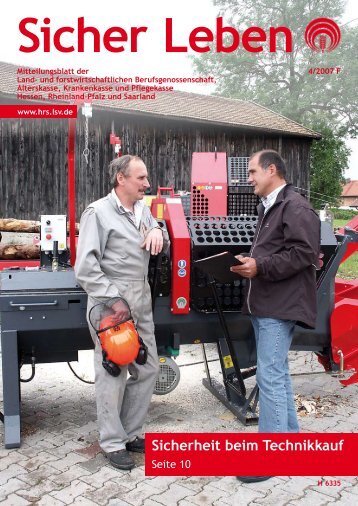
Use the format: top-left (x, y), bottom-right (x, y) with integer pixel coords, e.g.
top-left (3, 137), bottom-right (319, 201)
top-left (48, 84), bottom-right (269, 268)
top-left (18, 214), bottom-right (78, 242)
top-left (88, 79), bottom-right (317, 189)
top-left (0, 0), bottom-right (357, 503)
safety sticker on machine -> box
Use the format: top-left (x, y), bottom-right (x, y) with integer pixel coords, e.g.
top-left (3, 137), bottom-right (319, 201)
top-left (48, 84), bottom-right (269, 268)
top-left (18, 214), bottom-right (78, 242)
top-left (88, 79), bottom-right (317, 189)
top-left (176, 297), bottom-right (187, 309)
top-left (223, 355), bottom-right (234, 369)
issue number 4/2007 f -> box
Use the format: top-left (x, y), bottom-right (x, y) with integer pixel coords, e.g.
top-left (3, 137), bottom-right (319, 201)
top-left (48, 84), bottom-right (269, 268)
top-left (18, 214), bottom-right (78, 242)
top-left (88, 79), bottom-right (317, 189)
top-left (308, 67), bottom-right (341, 75)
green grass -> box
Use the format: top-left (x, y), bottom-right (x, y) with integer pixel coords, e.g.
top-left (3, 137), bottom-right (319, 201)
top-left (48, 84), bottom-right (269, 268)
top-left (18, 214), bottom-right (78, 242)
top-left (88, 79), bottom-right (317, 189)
top-left (334, 219), bottom-right (349, 229)
top-left (337, 254), bottom-right (357, 279)
top-left (334, 220), bottom-right (357, 280)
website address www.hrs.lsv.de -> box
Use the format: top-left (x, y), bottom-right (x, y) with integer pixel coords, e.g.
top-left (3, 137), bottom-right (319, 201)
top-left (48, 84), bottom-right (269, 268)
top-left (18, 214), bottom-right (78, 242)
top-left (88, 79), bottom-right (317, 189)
top-left (0, 104), bottom-right (77, 118)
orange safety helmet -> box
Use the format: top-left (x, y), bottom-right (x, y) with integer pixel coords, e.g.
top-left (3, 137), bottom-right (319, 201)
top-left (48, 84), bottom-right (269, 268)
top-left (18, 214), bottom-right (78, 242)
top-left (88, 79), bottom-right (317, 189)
top-left (98, 316), bottom-right (140, 367)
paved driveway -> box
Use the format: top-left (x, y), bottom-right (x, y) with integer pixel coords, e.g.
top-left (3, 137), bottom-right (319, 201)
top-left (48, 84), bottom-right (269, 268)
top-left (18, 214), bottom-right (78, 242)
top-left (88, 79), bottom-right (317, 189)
top-left (1, 344), bottom-right (357, 505)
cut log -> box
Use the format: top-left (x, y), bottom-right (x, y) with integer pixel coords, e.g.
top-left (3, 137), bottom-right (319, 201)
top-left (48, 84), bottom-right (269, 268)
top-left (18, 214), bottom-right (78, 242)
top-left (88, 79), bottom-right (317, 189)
top-left (0, 244), bottom-right (40, 260)
top-left (0, 218), bottom-right (40, 233)
top-left (0, 218), bottom-right (79, 234)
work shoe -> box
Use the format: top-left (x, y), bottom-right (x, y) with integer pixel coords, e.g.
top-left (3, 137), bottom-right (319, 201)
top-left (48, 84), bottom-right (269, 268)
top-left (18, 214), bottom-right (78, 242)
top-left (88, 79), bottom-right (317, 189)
top-left (237, 476), bottom-right (272, 483)
top-left (105, 449), bottom-right (135, 470)
top-left (126, 436), bottom-right (145, 453)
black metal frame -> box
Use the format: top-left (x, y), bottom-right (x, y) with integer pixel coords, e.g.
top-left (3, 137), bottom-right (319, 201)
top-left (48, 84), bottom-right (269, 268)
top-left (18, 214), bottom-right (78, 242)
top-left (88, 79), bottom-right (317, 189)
top-left (202, 277), bottom-right (258, 425)
top-left (0, 278), bottom-right (91, 448)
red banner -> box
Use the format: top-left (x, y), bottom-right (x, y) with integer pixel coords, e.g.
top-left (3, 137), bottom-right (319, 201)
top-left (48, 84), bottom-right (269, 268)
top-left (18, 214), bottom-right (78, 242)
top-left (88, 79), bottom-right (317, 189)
top-left (0, 105), bottom-right (77, 118)
top-left (145, 433), bottom-right (358, 476)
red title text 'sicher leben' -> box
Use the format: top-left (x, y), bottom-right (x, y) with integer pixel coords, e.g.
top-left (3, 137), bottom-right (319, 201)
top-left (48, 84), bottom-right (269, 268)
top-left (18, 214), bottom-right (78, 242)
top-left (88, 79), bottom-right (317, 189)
top-left (18, 17), bottom-right (293, 54)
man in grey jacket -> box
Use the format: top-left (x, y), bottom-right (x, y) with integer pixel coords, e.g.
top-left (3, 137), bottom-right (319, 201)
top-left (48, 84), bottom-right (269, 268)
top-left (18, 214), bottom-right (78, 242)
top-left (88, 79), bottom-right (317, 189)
top-left (231, 150), bottom-right (320, 483)
top-left (75, 155), bottom-right (168, 470)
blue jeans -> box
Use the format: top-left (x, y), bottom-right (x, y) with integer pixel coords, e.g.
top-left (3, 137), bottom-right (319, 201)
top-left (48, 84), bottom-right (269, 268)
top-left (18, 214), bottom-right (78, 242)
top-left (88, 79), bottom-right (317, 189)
top-left (251, 316), bottom-right (299, 433)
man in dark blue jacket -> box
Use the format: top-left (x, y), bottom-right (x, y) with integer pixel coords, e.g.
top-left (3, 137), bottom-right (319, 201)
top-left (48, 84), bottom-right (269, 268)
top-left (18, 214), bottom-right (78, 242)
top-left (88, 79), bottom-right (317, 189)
top-left (231, 150), bottom-right (320, 482)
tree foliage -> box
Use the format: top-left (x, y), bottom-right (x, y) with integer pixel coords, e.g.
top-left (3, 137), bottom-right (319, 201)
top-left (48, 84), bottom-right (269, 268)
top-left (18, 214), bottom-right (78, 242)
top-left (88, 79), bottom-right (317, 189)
top-left (310, 123), bottom-right (350, 208)
top-left (192, 0), bottom-right (358, 136)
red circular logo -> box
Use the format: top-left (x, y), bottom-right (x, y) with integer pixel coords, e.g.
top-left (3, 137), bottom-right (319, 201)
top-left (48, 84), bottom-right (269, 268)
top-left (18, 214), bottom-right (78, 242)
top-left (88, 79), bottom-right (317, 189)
top-left (304, 18), bottom-right (341, 52)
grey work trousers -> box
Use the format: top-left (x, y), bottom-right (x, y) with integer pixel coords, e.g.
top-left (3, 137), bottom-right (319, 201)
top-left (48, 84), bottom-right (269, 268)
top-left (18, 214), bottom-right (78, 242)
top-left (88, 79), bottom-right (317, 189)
top-left (87, 278), bottom-right (159, 453)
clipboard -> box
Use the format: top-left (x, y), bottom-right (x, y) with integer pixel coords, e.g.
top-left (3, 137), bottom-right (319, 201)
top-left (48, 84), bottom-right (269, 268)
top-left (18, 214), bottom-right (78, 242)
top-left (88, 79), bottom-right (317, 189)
top-left (194, 251), bottom-right (243, 283)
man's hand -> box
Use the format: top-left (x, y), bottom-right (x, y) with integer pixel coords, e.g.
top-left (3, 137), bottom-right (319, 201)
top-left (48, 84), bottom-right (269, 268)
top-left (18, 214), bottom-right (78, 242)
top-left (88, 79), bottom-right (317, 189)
top-left (111, 300), bottom-right (130, 322)
top-left (141, 228), bottom-right (163, 255)
top-left (230, 255), bottom-right (258, 279)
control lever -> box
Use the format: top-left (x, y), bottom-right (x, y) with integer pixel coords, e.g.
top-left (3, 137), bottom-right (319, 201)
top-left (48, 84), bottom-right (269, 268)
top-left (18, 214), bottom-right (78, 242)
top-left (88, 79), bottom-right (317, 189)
top-left (330, 350), bottom-right (355, 380)
top-left (52, 241), bottom-right (59, 271)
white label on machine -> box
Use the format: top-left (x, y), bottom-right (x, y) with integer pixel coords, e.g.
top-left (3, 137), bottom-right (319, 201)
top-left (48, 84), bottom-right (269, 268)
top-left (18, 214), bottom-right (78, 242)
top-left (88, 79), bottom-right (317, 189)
top-left (40, 215), bottom-right (67, 252)
top-left (166, 198), bottom-right (182, 204)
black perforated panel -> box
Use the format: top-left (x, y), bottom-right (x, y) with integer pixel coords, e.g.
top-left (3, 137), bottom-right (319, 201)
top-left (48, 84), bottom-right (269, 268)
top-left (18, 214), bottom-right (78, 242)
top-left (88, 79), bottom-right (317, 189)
top-left (228, 157), bottom-right (249, 186)
top-left (228, 186), bottom-right (260, 216)
top-left (187, 215), bottom-right (258, 248)
top-left (180, 194), bottom-right (191, 216)
top-left (187, 216), bottom-right (258, 313)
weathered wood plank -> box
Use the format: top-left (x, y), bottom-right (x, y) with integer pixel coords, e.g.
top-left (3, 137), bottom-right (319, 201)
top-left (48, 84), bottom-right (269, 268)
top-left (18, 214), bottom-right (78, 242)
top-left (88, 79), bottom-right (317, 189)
top-left (0, 111), bottom-right (312, 220)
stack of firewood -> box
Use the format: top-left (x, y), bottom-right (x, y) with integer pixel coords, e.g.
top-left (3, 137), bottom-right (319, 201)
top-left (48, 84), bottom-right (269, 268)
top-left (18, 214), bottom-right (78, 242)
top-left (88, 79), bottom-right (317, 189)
top-left (0, 219), bottom-right (79, 260)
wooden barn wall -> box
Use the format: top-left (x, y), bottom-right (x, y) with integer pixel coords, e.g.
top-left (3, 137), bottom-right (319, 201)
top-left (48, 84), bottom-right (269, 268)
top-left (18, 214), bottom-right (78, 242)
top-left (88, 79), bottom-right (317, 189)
top-left (0, 110), bottom-right (312, 220)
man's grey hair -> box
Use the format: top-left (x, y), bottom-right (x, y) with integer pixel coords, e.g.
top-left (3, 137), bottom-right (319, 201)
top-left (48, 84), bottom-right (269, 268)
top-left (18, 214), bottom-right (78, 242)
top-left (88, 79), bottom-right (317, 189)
top-left (109, 155), bottom-right (143, 188)
top-left (250, 150), bottom-right (287, 179)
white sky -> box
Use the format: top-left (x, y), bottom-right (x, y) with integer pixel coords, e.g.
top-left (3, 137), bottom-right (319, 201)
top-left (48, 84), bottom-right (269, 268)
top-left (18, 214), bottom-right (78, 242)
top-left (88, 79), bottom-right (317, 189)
top-left (1, 0), bottom-right (357, 179)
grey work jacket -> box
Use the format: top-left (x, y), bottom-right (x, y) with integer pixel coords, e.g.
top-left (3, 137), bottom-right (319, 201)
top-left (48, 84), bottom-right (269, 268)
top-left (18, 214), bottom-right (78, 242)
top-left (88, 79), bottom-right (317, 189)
top-left (75, 192), bottom-right (168, 302)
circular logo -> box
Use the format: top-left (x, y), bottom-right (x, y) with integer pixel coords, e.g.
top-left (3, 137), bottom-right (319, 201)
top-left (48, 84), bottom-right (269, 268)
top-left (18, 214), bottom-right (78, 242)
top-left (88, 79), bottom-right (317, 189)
top-left (178, 269), bottom-right (186, 277)
top-left (304, 18), bottom-right (341, 53)
top-left (176, 297), bottom-right (187, 309)
top-left (178, 259), bottom-right (187, 268)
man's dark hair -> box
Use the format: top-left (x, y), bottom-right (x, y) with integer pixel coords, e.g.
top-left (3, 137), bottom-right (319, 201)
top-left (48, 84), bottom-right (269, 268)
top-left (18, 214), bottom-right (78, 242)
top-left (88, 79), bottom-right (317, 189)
top-left (251, 150), bottom-right (287, 179)
top-left (110, 155), bottom-right (144, 188)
